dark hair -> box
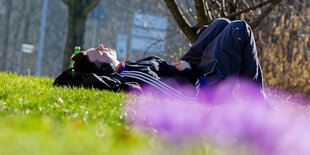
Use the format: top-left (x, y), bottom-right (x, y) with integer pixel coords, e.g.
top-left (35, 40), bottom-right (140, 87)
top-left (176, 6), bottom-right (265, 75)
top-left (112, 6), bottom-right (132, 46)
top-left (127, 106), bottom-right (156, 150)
top-left (71, 51), bottom-right (115, 76)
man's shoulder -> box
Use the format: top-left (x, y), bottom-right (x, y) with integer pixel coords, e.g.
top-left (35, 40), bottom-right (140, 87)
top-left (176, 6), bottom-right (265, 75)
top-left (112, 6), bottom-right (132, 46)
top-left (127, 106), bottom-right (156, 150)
top-left (135, 55), bottom-right (164, 62)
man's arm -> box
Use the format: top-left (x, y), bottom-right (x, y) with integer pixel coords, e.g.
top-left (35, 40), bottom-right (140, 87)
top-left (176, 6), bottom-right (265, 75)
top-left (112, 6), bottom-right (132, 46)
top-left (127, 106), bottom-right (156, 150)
top-left (171, 60), bottom-right (200, 79)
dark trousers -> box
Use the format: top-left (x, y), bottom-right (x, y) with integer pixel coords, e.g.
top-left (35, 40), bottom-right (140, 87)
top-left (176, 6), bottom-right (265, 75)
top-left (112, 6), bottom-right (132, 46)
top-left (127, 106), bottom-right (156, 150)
top-left (181, 18), bottom-right (263, 87)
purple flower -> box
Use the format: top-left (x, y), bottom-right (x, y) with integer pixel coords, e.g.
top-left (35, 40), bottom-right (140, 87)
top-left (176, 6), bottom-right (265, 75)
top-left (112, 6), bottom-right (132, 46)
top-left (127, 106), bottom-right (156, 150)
top-left (126, 78), bottom-right (310, 155)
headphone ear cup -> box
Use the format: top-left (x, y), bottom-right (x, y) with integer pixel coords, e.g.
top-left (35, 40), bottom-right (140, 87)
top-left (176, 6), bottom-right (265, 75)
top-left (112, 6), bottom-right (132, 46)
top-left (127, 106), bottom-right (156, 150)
top-left (101, 62), bottom-right (115, 75)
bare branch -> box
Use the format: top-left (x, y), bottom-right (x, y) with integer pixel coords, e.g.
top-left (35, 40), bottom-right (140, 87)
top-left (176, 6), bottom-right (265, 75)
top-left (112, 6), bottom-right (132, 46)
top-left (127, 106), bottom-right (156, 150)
top-left (241, 0), bottom-right (250, 8)
top-left (83, 0), bottom-right (100, 15)
top-left (225, 0), bottom-right (280, 20)
top-left (194, 0), bottom-right (209, 27)
top-left (227, 0), bottom-right (238, 15)
top-left (163, 0), bottom-right (198, 42)
top-left (249, 0), bottom-right (281, 29)
top-left (62, 0), bottom-right (69, 5)
top-left (143, 35), bottom-right (177, 60)
top-left (220, 0), bottom-right (227, 16)
top-left (185, 0), bottom-right (197, 20)
top-left (204, 0), bottom-right (213, 21)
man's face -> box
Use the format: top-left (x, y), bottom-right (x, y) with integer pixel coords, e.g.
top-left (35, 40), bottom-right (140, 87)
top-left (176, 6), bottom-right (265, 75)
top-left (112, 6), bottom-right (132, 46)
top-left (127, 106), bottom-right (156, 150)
top-left (71, 44), bottom-right (119, 74)
top-left (86, 45), bottom-right (118, 65)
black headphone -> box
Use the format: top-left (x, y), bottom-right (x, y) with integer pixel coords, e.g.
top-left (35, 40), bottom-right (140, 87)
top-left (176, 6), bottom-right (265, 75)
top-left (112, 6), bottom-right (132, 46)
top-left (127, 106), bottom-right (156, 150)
top-left (99, 62), bottom-right (115, 76)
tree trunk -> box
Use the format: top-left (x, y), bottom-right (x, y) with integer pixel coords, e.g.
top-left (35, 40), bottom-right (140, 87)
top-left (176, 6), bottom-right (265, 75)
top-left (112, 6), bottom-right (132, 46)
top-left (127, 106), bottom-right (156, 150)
top-left (62, 0), bottom-right (100, 69)
top-left (163, 0), bottom-right (282, 43)
top-left (2, 0), bottom-right (12, 70)
top-left (62, 9), bottom-right (87, 69)
top-left (12, 0), bottom-right (33, 73)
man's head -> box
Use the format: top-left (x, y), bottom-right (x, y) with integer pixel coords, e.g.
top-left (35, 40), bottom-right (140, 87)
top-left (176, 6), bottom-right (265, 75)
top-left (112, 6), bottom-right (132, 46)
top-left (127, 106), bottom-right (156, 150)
top-left (71, 44), bottom-right (120, 75)
top-left (96, 44), bottom-right (119, 67)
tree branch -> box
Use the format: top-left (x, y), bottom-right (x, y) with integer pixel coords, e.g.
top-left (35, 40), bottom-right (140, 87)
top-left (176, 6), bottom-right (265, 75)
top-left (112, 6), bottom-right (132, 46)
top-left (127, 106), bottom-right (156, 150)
top-left (249, 0), bottom-right (281, 29)
top-left (227, 0), bottom-right (238, 16)
top-left (163, 0), bottom-right (198, 42)
top-left (225, 0), bottom-right (279, 20)
top-left (204, 0), bottom-right (213, 21)
top-left (62, 0), bottom-right (69, 5)
top-left (194, 0), bottom-right (209, 27)
top-left (83, 0), bottom-right (100, 15)
top-left (185, 0), bottom-right (197, 20)
top-left (220, 0), bottom-right (227, 16)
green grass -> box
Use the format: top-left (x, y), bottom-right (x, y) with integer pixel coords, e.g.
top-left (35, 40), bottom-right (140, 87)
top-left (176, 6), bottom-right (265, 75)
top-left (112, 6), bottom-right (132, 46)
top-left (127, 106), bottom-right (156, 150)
top-left (3, 72), bottom-right (304, 155)
top-left (0, 72), bottom-right (151, 154)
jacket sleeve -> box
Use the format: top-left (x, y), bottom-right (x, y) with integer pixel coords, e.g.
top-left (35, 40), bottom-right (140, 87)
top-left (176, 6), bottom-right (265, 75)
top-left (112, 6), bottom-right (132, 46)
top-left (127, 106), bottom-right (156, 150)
top-left (53, 69), bottom-right (142, 93)
top-left (80, 73), bottom-right (141, 93)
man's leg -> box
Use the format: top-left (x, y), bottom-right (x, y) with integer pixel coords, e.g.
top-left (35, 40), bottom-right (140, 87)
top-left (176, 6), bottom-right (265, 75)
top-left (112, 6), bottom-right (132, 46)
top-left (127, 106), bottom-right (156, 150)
top-left (198, 20), bottom-right (263, 87)
top-left (180, 18), bottom-right (231, 68)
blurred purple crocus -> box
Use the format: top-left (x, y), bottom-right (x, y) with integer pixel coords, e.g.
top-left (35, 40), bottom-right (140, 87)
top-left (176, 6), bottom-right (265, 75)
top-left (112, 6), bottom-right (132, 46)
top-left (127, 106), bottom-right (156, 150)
top-left (126, 78), bottom-right (310, 155)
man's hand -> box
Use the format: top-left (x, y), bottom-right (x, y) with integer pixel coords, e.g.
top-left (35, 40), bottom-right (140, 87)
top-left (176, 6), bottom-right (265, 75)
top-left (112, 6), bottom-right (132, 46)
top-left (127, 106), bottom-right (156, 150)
top-left (171, 60), bottom-right (191, 71)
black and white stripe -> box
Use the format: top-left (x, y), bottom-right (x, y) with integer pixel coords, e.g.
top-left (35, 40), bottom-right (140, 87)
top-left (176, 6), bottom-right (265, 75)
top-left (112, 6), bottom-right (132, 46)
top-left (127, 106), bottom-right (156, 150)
top-left (121, 70), bottom-right (198, 101)
top-left (195, 79), bottom-right (201, 98)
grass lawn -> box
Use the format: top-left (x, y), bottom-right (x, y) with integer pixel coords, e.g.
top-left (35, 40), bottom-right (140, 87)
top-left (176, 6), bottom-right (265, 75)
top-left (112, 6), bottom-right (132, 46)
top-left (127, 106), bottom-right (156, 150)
top-left (0, 72), bottom-right (152, 154)
top-left (1, 72), bottom-right (309, 155)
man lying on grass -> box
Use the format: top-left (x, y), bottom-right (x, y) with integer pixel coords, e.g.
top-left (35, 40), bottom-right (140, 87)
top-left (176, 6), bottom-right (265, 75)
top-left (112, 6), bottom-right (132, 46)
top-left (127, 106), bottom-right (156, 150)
top-left (54, 18), bottom-right (263, 101)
